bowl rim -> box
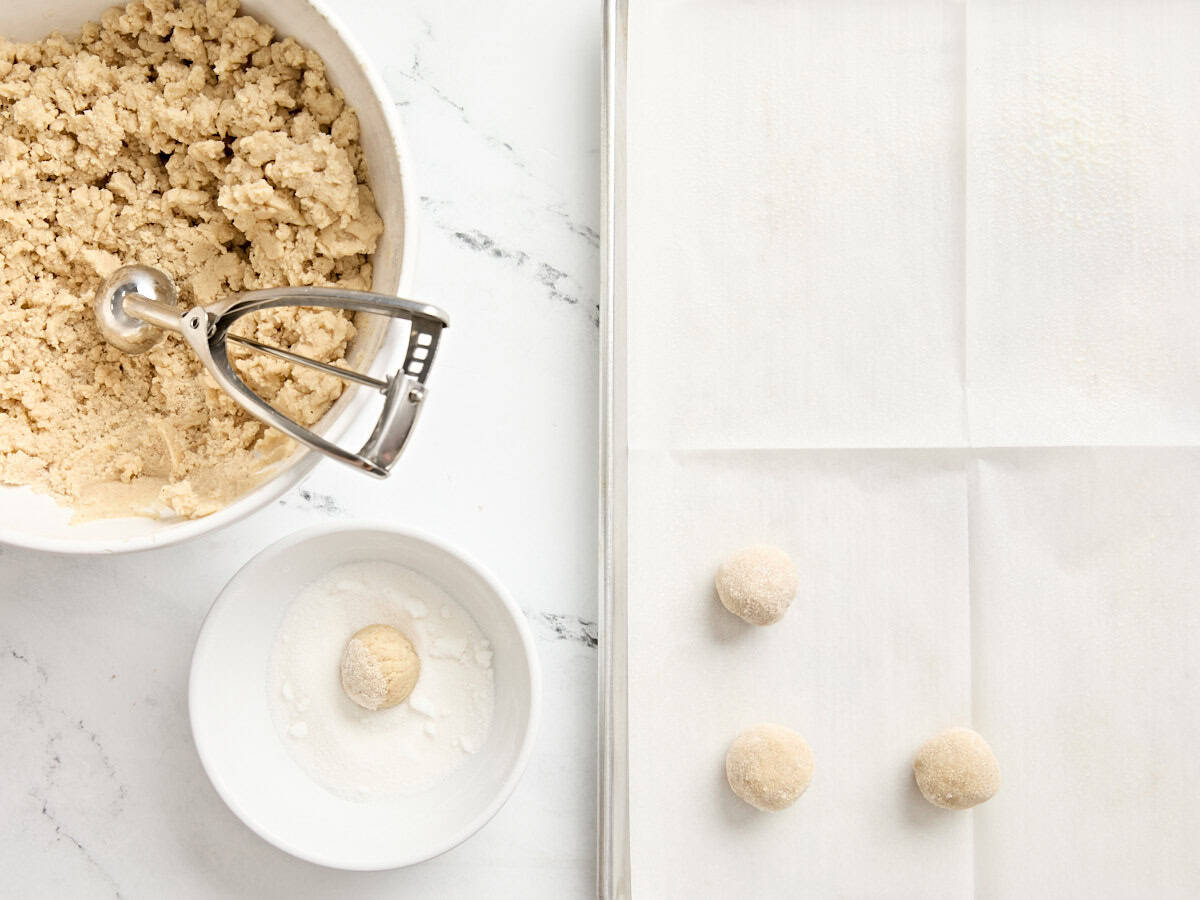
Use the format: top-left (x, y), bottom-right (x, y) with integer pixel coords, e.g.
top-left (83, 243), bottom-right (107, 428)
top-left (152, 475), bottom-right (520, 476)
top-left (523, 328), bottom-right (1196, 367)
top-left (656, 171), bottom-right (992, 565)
top-left (188, 522), bottom-right (543, 871)
top-left (0, 0), bottom-right (419, 556)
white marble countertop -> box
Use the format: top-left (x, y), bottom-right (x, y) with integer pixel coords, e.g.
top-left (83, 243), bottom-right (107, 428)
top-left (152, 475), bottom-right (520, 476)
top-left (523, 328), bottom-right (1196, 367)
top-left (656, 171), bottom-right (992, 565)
top-left (0, 0), bottom-right (601, 895)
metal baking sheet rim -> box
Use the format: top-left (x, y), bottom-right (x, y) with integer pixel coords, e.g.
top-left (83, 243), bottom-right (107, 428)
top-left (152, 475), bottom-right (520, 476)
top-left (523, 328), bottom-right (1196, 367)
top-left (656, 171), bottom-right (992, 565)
top-left (599, 0), bottom-right (630, 897)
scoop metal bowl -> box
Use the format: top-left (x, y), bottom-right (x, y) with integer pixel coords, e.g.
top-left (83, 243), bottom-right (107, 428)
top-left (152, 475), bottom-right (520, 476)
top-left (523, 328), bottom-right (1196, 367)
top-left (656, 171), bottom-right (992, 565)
top-left (95, 265), bottom-right (449, 478)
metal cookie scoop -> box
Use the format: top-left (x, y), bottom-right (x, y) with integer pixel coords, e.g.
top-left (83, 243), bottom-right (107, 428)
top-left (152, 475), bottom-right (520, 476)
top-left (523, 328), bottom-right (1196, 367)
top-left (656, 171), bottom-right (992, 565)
top-left (94, 265), bottom-right (448, 478)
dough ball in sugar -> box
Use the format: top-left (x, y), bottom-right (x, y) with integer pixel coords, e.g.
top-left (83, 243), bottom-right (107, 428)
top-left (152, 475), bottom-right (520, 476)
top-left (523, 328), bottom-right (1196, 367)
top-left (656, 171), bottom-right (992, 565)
top-left (725, 723), bottom-right (814, 811)
top-left (340, 624), bottom-right (421, 711)
top-left (715, 544), bottom-right (799, 625)
top-left (913, 726), bottom-right (1000, 810)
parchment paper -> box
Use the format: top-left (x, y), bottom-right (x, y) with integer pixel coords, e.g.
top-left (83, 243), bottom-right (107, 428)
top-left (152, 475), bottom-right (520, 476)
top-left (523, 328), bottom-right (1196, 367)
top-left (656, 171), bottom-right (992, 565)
top-left (627, 450), bottom-right (975, 896)
top-left (965, 0), bottom-right (1200, 446)
top-left (626, 0), bottom-right (967, 451)
top-left (624, 1), bottom-right (1200, 896)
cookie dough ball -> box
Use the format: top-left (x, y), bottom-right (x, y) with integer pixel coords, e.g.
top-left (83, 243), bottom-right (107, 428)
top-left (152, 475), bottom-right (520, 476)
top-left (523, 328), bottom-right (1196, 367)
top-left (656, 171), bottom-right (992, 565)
top-left (913, 727), bottom-right (1000, 810)
top-left (340, 624), bottom-right (421, 711)
top-left (725, 723), bottom-right (814, 811)
top-left (716, 544), bottom-right (799, 625)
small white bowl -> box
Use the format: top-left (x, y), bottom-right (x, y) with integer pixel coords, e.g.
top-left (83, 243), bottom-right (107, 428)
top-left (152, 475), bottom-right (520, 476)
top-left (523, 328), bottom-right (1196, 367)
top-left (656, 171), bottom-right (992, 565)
top-left (189, 525), bottom-right (540, 870)
top-left (0, 0), bottom-right (417, 554)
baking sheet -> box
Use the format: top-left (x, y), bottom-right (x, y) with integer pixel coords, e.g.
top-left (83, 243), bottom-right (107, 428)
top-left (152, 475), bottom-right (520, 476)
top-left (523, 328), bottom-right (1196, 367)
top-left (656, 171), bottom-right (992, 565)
top-left (605, 0), bottom-right (1200, 896)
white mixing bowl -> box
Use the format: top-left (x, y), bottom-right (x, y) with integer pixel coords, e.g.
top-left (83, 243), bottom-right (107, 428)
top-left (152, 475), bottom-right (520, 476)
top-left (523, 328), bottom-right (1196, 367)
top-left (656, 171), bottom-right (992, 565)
top-left (0, 0), bottom-right (416, 553)
top-left (189, 525), bottom-right (541, 870)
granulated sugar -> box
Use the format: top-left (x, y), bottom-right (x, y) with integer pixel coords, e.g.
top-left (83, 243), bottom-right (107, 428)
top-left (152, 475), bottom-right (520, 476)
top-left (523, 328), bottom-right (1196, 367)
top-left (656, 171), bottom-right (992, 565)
top-left (268, 561), bottom-right (495, 800)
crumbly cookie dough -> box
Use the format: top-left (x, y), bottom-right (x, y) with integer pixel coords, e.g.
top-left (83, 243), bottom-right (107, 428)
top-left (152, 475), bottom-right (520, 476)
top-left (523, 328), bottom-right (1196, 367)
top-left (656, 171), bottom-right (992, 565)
top-left (0, 0), bottom-right (383, 519)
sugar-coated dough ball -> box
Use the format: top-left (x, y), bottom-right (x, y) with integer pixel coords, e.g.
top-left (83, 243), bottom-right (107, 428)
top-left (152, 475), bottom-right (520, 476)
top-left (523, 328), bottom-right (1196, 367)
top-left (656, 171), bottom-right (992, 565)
top-left (913, 727), bottom-right (1000, 810)
top-left (340, 624), bottom-right (421, 711)
top-left (725, 723), bottom-right (814, 811)
top-left (716, 544), bottom-right (799, 625)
